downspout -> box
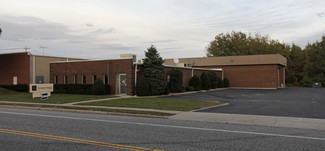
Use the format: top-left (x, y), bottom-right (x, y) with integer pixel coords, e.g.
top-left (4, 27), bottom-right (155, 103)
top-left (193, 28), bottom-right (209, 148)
top-left (33, 55), bottom-right (35, 84)
top-left (283, 67), bottom-right (285, 88)
top-left (135, 64), bottom-right (138, 88)
top-left (191, 67), bottom-right (194, 77)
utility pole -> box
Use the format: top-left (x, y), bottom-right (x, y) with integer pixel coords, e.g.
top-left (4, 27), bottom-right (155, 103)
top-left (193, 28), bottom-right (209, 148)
top-left (40, 46), bottom-right (48, 56)
top-left (24, 47), bottom-right (30, 52)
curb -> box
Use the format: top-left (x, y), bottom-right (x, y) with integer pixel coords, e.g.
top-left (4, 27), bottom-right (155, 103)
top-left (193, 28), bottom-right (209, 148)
top-left (0, 105), bottom-right (170, 119)
top-left (189, 102), bottom-right (229, 112)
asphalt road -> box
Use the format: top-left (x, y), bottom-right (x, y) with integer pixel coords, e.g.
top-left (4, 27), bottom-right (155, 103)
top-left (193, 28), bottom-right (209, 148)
top-left (165, 87), bottom-right (325, 119)
top-left (1, 107), bottom-right (325, 151)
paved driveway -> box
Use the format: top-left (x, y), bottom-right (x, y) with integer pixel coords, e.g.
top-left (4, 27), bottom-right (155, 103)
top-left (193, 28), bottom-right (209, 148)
top-left (164, 87), bottom-right (325, 119)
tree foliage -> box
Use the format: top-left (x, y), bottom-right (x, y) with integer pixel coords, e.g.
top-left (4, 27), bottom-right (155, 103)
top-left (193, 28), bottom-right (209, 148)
top-left (168, 68), bottom-right (183, 93)
top-left (205, 31), bottom-right (325, 87)
top-left (136, 75), bottom-right (151, 96)
top-left (303, 36), bottom-right (325, 86)
top-left (143, 45), bottom-right (168, 95)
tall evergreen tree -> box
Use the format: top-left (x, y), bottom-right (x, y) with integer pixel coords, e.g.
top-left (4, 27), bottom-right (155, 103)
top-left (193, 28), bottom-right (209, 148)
top-left (143, 45), bottom-right (167, 95)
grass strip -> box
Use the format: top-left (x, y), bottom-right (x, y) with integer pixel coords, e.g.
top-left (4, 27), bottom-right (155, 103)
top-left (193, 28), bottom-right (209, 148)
top-left (79, 97), bottom-right (223, 111)
top-left (0, 93), bottom-right (117, 104)
top-left (0, 103), bottom-right (174, 117)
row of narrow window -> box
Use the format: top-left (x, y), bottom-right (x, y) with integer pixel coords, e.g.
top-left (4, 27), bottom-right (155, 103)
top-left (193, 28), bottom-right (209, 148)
top-left (54, 74), bottom-right (108, 84)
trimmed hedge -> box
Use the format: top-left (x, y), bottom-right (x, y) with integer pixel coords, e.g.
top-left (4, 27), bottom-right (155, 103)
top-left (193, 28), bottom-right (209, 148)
top-left (0, 84), bottom-right (29, 92)
top-left (54, 84), bottom-right (110, 95)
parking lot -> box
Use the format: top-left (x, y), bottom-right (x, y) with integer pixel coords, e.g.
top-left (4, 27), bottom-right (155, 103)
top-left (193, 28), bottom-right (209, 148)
top-left (165, 87), bottom-right (325, 119)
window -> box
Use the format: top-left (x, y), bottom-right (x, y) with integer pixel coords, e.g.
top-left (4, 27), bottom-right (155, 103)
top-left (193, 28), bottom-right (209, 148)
top-left (36, 76), bottom-right (44, 84)
top-left (167, 75), bottom-right (170, 83)
top-left (92, 74), bottom-right (97, 84)
top-left (13, 76), bottom-right (18, 85)
top-left (54, 75), bottom-right (58, 84)
top-left (64, 75), bottom-right (68, 84)
top-left (104, 74), bottom-right (108, 84)
top-left (82, 75), bottom-right (86, 84)
top-left (74, 75), bottom-right (78, 84)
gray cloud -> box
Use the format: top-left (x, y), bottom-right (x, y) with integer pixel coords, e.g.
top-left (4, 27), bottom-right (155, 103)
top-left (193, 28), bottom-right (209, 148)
top-left (86, 23), bottom-right (94, 27)
top-left (92, 28), bottom-right (116, 34)
top-left (144, 39), bottom-right (177, 44)
top-left (317, 12), bottom-right (324, 17)
top-left (0, 16), bottom-right (75, 42)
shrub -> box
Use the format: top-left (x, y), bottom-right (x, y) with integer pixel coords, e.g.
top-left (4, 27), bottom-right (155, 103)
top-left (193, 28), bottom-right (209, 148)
top-left (301, 76), bottom-right (312, 87)
top-left (200, 72), bottom-right (210, 90)
top-left (136, 75), bottom-right (151, 96)
top-left (217, 77), bottom-right (224, 88)
top-left (186, 86), bottom-right (195, 91)
top-left (91, 79), bottom-right (107, 95)
top-left (0, 84), bottom-right (29, 92)
top-left (168, 68), bottom-right (183, 93)
top-left (189, 75), bottom-right (202, 91)
top-left (223, 78), bottom-right (230, 87)
top-left (54, 84), bottom-right (110, 95)
top-left (208, 71), bottom-right (218, 89)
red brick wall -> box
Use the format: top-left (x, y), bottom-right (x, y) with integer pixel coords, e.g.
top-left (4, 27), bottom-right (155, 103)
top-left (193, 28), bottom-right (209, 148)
top-left (50, 59), bottom-right (135, 95)
top-left (196, 64), bottom-right (284, 88)
top-left (0, 53), bottom-right (30, 85)
top-left (137, 65), bottom-right (222, 87)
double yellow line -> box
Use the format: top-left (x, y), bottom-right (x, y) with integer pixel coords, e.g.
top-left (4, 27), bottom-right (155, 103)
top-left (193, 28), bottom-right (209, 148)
top-left (0, 128), bottom-right (163, 151)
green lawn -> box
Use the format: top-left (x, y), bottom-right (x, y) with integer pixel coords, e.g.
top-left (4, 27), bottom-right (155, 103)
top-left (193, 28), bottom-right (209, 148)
top-left (0, 102), bottom-right (174, 117)
top-left (0, 93), bottom-right (117, 104)
top-left (78, 97), bottom-right (222, 111)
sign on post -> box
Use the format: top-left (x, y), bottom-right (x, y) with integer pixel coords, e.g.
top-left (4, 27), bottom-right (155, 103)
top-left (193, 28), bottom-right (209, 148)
top-left (41, 93), bottom-right (48, 100)
top-left (29, 84), bottom-right (53, 99)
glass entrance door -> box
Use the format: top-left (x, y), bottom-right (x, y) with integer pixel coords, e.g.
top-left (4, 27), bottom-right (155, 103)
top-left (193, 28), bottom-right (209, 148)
top-left (119, 74), bottom-right (127, 94)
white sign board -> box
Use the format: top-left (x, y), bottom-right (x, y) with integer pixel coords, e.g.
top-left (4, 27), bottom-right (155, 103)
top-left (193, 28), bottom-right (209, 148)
top-left (29, 84), bottom-right (53, 98)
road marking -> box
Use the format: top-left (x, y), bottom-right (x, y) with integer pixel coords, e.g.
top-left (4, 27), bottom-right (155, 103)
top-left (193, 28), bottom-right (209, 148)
top-left (1, 110), bottom-right (325, 141)
top-left (0, 128), bottom-right (162, 151)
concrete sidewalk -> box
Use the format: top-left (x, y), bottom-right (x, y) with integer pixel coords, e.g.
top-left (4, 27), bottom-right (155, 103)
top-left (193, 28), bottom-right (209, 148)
top-left (170, 112), bottom-right (325, 130)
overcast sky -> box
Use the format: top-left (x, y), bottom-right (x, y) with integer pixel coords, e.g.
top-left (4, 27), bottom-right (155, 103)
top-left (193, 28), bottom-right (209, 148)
top-left (0, 0), bottom-right (324, 60)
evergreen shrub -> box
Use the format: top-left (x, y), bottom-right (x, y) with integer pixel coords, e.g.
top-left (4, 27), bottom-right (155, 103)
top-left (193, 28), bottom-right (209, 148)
top-left (168, 68), bottom-right (183, 93)
top-left (189, 75), bottom-right (202, 91)
top-left (200, 72), bottom-right (210, 90)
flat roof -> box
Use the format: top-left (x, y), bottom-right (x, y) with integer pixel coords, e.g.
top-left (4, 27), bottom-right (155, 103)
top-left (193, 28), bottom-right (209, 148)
top-left (165, 54), bottom-right (287, 67)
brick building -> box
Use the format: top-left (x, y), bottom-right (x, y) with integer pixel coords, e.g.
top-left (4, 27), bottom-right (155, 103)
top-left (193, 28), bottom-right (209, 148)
top-left (50, 59), bottom-right (222, 95)
top-left (0, 52), bottom-right (82, 85)
top-left (1, 52), bottom-right (287, 95)
top-left (164, 54), bottom-right (286, 89)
